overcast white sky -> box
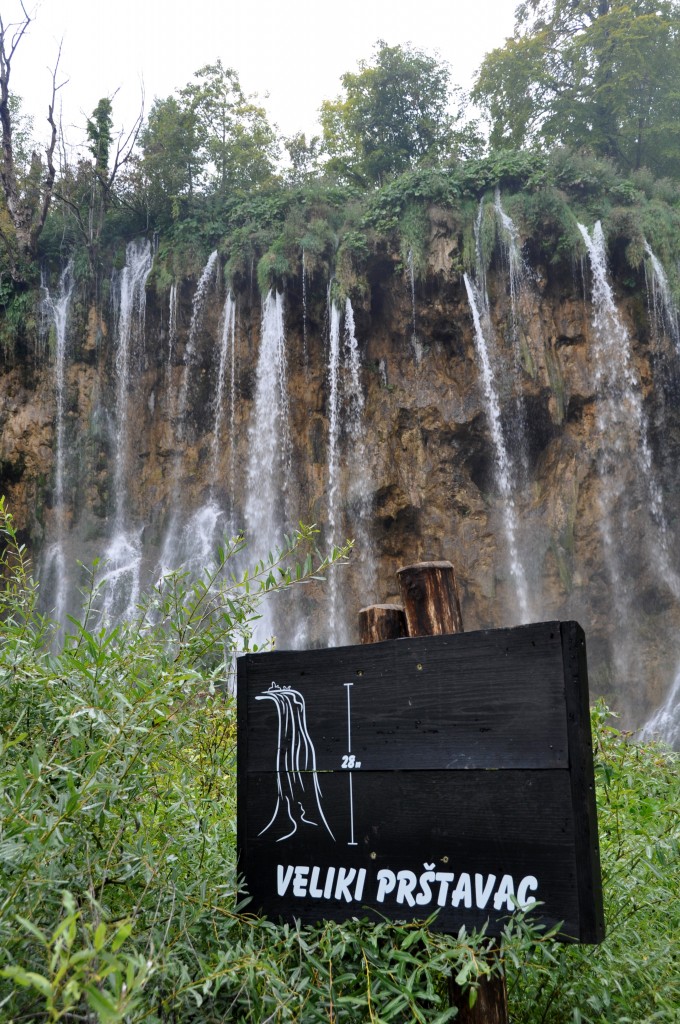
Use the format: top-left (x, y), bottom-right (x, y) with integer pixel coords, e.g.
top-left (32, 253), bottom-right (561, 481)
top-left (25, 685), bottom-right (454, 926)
top-left (5, 0), bottom-right (517, 153)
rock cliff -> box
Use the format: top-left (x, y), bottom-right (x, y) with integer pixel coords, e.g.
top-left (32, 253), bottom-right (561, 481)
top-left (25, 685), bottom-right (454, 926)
top-left (2, 201), bottom-right (680, 738)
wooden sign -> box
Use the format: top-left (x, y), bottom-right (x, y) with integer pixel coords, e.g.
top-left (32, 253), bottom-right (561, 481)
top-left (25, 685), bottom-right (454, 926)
top-left (237, 621), bottom-right (604, 942)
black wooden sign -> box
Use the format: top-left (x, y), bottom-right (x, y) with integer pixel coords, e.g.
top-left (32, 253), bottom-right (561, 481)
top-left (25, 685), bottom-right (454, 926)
top-left (237, 621), bottom-right (604, 942)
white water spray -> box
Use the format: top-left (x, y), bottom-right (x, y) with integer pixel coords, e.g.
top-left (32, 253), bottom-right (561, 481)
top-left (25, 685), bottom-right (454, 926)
top-left (579, 223), bottom-right (680, 600)
top-left (41, 262), bottom-right (75, 635)
top-left (464, 273), bottom-right (531, 623)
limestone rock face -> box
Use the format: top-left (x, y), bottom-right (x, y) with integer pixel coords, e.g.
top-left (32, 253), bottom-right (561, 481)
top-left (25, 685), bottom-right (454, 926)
top-left (2, 209), bottom-right (679, 734)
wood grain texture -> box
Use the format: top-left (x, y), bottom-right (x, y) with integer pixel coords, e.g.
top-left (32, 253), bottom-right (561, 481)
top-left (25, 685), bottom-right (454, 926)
top-left (358, 603), bottom-right (407, 643)
top-left (397, 561), bottom-right (463, 636)
top-left (236, 620), bottom-right (604, 944)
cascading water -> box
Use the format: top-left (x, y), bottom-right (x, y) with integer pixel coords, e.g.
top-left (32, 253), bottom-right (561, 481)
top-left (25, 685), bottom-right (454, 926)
top-left (464, 202), bottom-right (532, 624)
top-left (639, 243), bottom-right (680, 747)
top-left (210, 292), bottom-right (236, 495)
top-left (160, 251), bottom-right (219, 574)
top-left (244, 291), bottom-right (291, 641)
top-left (326, 301), bottom-right (343, 645)
top-left (579, 223), bottom-right (680, 600)
top-left (644, 242), bottom-right (680, 350)
top-left (639, 669), bottom-right (680, 749)
top-left (325, 297), bottom-right (375, 646)
top-left (40, 262), bottom-right (75, 636)
top-left (494, 190), bottom-right (532, 479)
top-left (302, 249), bottom-right (309, 373)
top-left (406, 249), bottom-right (423, 364)
top-left (343, 298), bottom-right (375, 601)
top-left (100, 238), bottom-right (153, 623)
top-left (465, 275), bottom-right (532, 624)
top-left (176, 250), bottom-right (219, 429)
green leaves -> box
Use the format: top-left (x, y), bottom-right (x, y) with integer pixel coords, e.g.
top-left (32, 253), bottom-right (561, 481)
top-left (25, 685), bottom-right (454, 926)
top-left (1, 498), bottom-right (678, 1022)
top-left (473, 0), bottom-right (680, 178)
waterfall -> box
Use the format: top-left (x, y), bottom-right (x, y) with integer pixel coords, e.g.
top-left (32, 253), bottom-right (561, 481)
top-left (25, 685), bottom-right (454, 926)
top-left (644, 242), bottom-right (680, 350)
top-left (464, 201), bottom-right (532, 624)
top-left (639, 669), bottom-right (680, 749)
top-left (159, 251), bottom-right (220, 575)
top-left (111, 239), bottom-right (153, 523)
top-left (99, 238), bottom-right (153, 623)
top-left (210, 292), bottom-right (236, 501)
top-left (168, 282), bottom-right (178, 366)
top-left (302, 249), bottom-right (309, 372)
top-left (244, 291), bottom-right (291, 640)
top-left (326, 302), bottom-right (343, 644)
top-left (176, 250), bottom-right (219, 428)
top-left (494, 190), bottom-right (532, 478)
top-left (40, 262), bottom-right (75, 636)
top-left (343, 298), bottom-right (375, 601)
top-left (406, 249), bottom-right (422, 364)
top-left (325, 297), bottom-right (375, 646)
top-left (579, 223), bottom-right (680, 600)
top-left (465, 274), bottom-right (531, 624)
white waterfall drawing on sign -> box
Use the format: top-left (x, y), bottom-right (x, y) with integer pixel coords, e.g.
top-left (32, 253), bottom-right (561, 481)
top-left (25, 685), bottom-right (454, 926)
top-left (256, 683), bottom-right (335, 842)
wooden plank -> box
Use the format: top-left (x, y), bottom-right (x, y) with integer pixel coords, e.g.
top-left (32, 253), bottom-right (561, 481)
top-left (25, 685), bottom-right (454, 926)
top-left (561, 622), bottom-right (605, 943)
top-left (238, 623), bottom-right (569, 772)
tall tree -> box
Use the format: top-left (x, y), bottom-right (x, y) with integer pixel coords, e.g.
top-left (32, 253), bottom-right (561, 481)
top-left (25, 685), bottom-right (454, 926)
top-left (473, 0), bottom-right (680, 175)
top-left (179, 60), bottom-right (278, 193)
top-left (320, 41), bottom-right (481, 185)
top-left (0, 4), bottom-right (62, 282)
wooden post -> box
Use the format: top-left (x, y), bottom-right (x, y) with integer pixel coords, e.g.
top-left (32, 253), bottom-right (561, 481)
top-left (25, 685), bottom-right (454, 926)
top-left (358, 603), bottom-right (407, 644)
top-left (396, 560), bottom-right (463, 637)
top-left (360, 561), bottom-right (509, 1024)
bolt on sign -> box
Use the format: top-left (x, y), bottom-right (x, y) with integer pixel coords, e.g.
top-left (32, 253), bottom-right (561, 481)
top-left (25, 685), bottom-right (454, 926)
top-left (237, 621), bottom-right (604, 942)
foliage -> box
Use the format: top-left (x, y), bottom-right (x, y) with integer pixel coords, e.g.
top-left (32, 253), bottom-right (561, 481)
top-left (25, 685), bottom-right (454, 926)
top-left (1, 498), bottom-right (678, 1022)
top-left (138, 60), bottom-right (279, 231)
top-left (87, 99), bottom-right (114, 181)
top-left (508, 702), bottom-right (680, 1023)
top-left (320, 41), bottom-right (483, 185)
top-left (473, 0), bottom-right (680, 178)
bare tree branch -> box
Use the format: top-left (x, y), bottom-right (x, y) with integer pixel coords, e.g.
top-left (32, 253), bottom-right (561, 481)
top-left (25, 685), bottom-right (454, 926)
top-left (0, 6), bottom-right (66, 280)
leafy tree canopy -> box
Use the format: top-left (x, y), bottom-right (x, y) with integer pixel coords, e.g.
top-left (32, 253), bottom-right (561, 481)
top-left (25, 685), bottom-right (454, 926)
top-left (320, 41), bottom-right (483, 185)
top-left (473, 0), bottom-right (680, 177)
top-left (139, 59), bottom-right (279, 227)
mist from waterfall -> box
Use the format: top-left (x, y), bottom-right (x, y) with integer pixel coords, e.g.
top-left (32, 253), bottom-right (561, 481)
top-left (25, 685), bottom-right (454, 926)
top-left (40, 262), bottom-right (75, 636)
top-left (244, 291), bottom-right (291, 642)
top-left (579, 223), bottom-right (679, 596)
top-left (579, 222), bottom-right (680, 712)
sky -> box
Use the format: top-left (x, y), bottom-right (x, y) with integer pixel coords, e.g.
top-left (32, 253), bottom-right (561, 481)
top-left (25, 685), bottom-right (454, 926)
top-left (4, 0), bottom-right (517, 154)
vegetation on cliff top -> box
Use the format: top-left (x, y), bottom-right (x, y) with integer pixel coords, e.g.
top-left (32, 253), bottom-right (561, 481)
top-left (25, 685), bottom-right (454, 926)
top-left (1, 1), bottom-right (680, 309)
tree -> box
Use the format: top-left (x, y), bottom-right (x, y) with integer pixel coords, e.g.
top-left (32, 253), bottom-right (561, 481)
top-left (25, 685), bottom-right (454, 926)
top-left (473, 0), bottom-right (680, 176)
top-left (52, 94), bottom-right (144, 269)
top-left (0, 3), bottom-right (62, 282)
top-left (320, 41), bottom-right (481, 185)
top-left (140, 94), bottom-right (200, 221)
top-left (139, 61), bottom-right (279, 226)
top-left (179, 60), bottom-right (279, 193)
